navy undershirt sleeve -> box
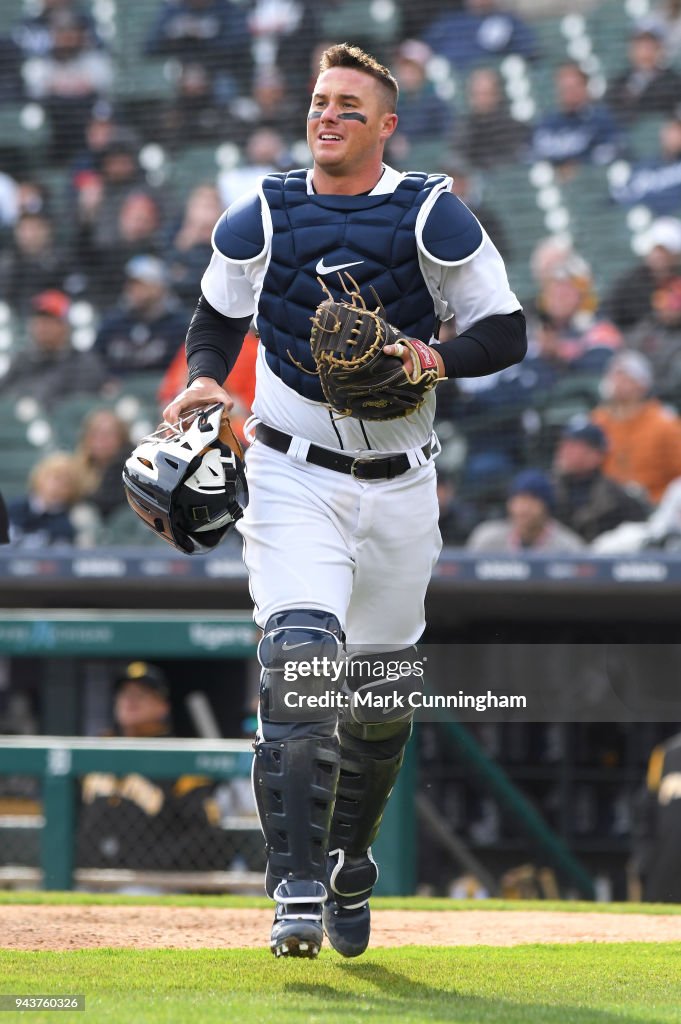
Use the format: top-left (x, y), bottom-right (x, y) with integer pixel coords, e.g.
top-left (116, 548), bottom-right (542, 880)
top-left (436, 310), bottom-right (527, 378)
top-left (185, 295), bottom-right (252, 386)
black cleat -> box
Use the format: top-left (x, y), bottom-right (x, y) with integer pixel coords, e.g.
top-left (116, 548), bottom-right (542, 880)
top-left (270, 880), bottom-right (327, 959)
top-left (323, 849), bottom-right (378, 958)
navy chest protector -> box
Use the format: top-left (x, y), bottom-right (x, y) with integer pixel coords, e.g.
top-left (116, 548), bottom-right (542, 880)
top-left (213, 169), bottom-right (483, 403)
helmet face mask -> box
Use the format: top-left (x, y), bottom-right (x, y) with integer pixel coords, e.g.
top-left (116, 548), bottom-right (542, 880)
top-left (122, 404), bottom-right (248, 555)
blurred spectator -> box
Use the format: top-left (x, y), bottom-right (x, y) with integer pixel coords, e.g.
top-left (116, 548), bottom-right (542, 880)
top-left (421, 0), bottom-right (538, 73)
top-left (94, 256), bottom-right (189, 379)
top-left (68, 100), bottom-right (123, 185)
top-left (227, 68), bottom-right (303, 146)
top-left (247, 0), bottom-right (319, 93)
top-left (436, 470), bottom-right (479, 546)
top-left (0, 290), bottom-right (107, 406)
top-left (552, 418), bottom-right (650, 543)
top-left (0, 210), bottom-right (66, 313)
top-left (457, 66), bottom-right (529, 171)
top-left (96, 190), bottom-right (164, 296)
top-left (156, 62), bottom-right (225, 149)
top-left (466, 469), bottom-right (585, 552)
top-left (72, 408), bottom-right (131, 520)
top-left (77, 661), bottom-right (228, 871)
top-left (0, 36), bottom-right (23, 102)
top-left (12, 0), bottom-right (103, 59)
top-left (22, 9), bottom-right (114, 161)
top-left (604, 217), bottom-right (681, 332)
top-left (631, 729), bottom-right (681, 902)
top-left (7, 452), bottom-right (82, 548)
top-left (530, 62), bottom-right (621, 177)
top-left (527, 251), bottom-right (622, 374)
top-left (629, 274), bottom-right (681, 395)
top-left (145, 0), bottom-right (253, 97)
top-left (441, 155), bottom-right (510, 259)
top-left (218, 128), bottom-right (291, 207)
top-left (167, 184), bottom-right (223, 304)
top-left (386, 40), bottom-right (454, 166)
top-left (605, 19), bottom-right (681, 125)
top-left (591, 350), bottom-right (681, 503)
top-left (609, 107), bottom-right (681, 215)
top-left (73, 127), bottom-right (162, 301)
top-left (654, 0), bottom-right (681, 60)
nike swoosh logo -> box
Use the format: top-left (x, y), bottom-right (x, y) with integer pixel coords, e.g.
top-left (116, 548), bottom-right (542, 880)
top-left (315, 258), bottom-right (364, 275)
top-left (281, 640), bottom-right (311, 651)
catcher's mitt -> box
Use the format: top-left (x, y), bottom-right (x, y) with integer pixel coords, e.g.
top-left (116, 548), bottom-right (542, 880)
top-left (309, 274), bottom-right (440, 420)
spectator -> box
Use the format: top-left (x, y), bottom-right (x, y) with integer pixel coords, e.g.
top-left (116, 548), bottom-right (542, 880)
top-left (457, 66), bottom-right (529, 171)
top-left (167, 184), bottom-right (223, 305)
top-left (629, 273), bottom-right (681, 395)
top-left (593, 472), bottom-right (681, 552)
top-left (22, 9), bottom-right (114, 161)
top-left (436, 470), bottom-right (478, 546)
top-left (156, 62), bottom-right (225, 150)
top-left (0, 210), bottom-right (66, 313)
top-left (527, 251), bottom-right (622, 374)
top-left (73, 126), bottom-right (162, 301)
top-left (8, 452), bottom-right (82, 548)
top-left (632, 729), bottom-right (681, 902)
top-left (466, 469), bottom-right (585, 553)
top-left (12, 0), bottom-right (103, 60)
top-left (591, 350), bottom-right (681, 503)
top-left (218, 128), bottom-right (291, 208)
top-left (608, 106), bottom-right (681, 216)
top-left (654, 0), bottom-right (681, 61)
top-left (72, 408), bottom-right (131, 520)
top-left (530, 62), bottom-right (621, 177)
top-left (227, 68), bottom-right (303, 147)
top-left (421, 0), bottom-right (538, 73)
top-left (386, 40), bottom-right (454, 167)
top-left (98, 190), bottom-right (164, 296)
top-left (604, 217), bottom-right (681, 332)
top-left (0, 290), bottom-right (107, 406)
top-left (247, 0), bottom-right (319, 93)
top-left (605, 18), bottom-right (681, 124)
top-left (145, 0), bottom-right (253, 98)
top-left (76, 661), bottom-right (228, 872)
top-left (552, 418), bottom-right (650, 543)
top-left (94, 256), bottom-right (189, 379)
top-left (0, 35), bottom-right (23, 102)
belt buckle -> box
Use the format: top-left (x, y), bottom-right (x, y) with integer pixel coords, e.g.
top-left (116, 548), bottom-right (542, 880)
top-left (350, 452), bottom-right (388, 479)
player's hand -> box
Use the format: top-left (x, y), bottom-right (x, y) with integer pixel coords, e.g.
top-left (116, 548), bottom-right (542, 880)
top-left (163, 376), bottom-right (234, 426)
top-left (383, 342), bottom-right (445, 381)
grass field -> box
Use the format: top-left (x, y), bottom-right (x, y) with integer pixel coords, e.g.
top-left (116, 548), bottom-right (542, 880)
top-left (1, 895), bottom-right (680, 1023)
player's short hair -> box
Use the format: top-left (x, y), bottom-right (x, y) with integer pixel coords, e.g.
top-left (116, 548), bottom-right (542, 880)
top-left (318, 43), bottom-right (399, 112)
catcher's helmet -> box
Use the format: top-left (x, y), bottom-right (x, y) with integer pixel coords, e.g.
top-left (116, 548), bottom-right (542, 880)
top-left (122, 403), bottom-right (247, 555)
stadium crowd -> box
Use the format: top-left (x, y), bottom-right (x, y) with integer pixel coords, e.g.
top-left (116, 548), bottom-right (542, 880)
top-left (1, 0), bottom-right (681, 551)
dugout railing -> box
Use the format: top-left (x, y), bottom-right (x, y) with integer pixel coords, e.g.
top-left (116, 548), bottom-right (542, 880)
top-left (0, 735), bottom-right (416, 894)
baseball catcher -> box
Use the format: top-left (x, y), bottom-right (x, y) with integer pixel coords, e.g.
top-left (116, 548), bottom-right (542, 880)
top-left (309, 274), bottom-right (441, 420)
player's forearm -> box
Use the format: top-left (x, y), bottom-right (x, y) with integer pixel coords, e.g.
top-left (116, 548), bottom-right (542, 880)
top-left (436, 309), bottom-right (527, 378)
top-left (185, 294), bottom-right (252, 386)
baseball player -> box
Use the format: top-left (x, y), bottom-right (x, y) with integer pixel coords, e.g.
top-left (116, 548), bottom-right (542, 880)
top-left (164, 43), bottom-right (526, 959)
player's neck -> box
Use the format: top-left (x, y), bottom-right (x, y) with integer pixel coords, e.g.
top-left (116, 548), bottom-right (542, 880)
top-left (311, 161), bottom-right (385, 196)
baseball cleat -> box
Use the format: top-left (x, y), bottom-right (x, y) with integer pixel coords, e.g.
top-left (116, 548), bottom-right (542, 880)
top-left (270, 880), bottom-right (327, 959)
top-left (323, 849), bottom-right (379, 958)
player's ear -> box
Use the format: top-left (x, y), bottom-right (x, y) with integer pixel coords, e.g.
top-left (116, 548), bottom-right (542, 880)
top-left (379, 112), bottom-right (398, 141)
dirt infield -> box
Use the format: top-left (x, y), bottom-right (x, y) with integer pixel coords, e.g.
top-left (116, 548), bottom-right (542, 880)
top-left (3, 905), bottom-right (681, 950)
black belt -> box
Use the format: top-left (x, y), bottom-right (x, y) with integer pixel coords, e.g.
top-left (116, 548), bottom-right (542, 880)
top-left (254, 423), bottom-right (431, 481)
